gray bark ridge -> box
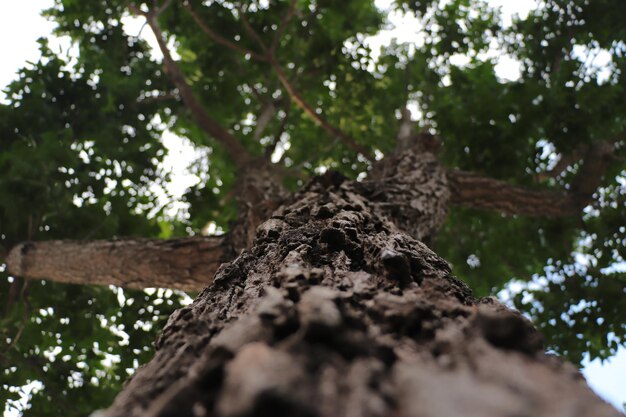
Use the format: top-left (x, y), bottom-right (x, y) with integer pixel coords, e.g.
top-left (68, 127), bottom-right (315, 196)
top-left (99, 150), bottom-right (619, 417)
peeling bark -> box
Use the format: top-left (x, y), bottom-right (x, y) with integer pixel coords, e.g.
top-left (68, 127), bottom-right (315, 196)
top-left (97, 150), bottom-right (620, 417)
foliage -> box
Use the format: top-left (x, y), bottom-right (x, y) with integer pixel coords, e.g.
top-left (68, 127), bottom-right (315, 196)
top-left (1, 0), bottom-right (625, 415)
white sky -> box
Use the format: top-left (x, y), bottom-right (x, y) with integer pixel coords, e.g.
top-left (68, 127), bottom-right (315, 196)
top-left (0, 1), bottom-right (624, 415)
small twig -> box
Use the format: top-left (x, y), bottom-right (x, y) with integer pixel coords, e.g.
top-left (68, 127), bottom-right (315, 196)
top-left (265, 100), bottom-right (291, 161)
top-left (271, 61), bottom-right (374, 161)
top-left (3, 277), bottom-right (21, 318)
top-left (155, 0), bottom-right (173, 16)
top-left (138, 91), bottom-right (180, 103)
top-left (237, 1), bottom-right (373, 161)
top-left (187, 0), bottom-right (373, 161)
top-left (536, 131), bottom-right (625, 183)
top-left (271, 0), bottom-right (297, 53)
top-left (248, 82), bottom-right (266, 102)
top-left (127, 2), bottom-right (146, 17)
top-left (184, 2), bottom-right (269, 62)
top-left (535, 145), bottom-right (587, 182)
top-left (236, 4), bottom-right (269, 53)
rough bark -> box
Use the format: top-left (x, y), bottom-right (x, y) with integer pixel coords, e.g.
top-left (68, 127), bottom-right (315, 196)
top-left (364, 147), bottom-right (450, 243)
top-left (97, 150), bottom-right (619, 417)
top-left (6, 237), bottom-right (223, 292)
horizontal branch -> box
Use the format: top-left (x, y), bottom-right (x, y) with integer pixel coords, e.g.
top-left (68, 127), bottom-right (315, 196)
top-left (6, 237), bottom-right (225, 292)
top-left (448, 170), bottom-right (576, 217)
top-left (449, 140), bottom-right (617, 217)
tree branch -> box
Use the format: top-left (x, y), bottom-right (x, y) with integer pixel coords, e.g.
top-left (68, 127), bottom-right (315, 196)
top-left (265, 100), bottom-right (291, 161)
top-left (188, 2), bottom-right (374, 161)
top-left (449, 140), bottom-right (617, 217)
top-left (270, 60), bottom-right (375, 161)
top-left (448, 170), bottom-right (576, 217)
top-left (270, 0), bottom-right (297, 53)
top-left (253, 99), bottom-right (278, 142)
top-left (235, 3), bottom-right (269, 52)
top-left (138, 90), bottom-right (180, 103)
top-left (184, 2), bottom-right (270, 62)
top-left (131, 4), bottom-right (254, 168)
top-left (6, 237), bottom-right (226, 291)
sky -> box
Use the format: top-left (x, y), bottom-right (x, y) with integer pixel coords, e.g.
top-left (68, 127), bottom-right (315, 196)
top-left (0, 0), bottom-right (624, 415)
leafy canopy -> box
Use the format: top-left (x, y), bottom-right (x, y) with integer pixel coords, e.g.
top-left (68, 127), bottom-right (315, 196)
top-left (1, 0), bottom-right (625, 415)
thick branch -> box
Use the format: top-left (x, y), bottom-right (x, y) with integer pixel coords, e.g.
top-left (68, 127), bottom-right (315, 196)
top-left (6, 237), bottom-right (225, 292)
top-left (448, 171), bottom-right (576, 217)
top-left (450, 140), bottom-right (617, 217)
top-left (137, 7), bottom-right (254, 168)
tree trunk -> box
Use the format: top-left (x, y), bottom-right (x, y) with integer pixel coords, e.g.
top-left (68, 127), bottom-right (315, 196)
top-left (97, 149), bottom-right (619, 417)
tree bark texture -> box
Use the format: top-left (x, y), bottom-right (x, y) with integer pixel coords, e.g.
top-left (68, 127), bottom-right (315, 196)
top-left (98, 150), bottom-right (619, 417)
